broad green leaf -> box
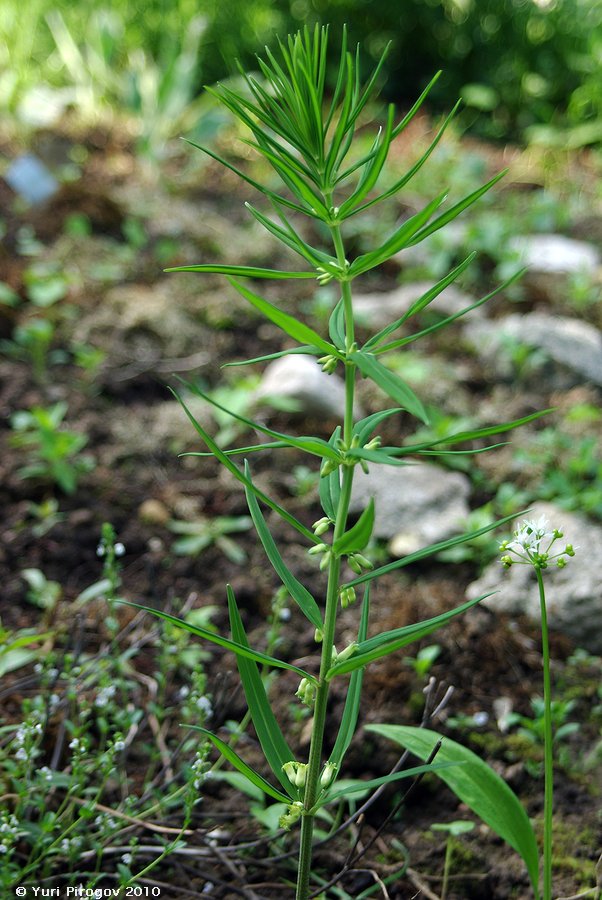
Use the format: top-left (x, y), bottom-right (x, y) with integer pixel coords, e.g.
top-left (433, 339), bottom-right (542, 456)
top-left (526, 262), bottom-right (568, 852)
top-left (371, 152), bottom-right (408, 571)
top-left (328, 586), bottom-right (370, 771)
top-left (229, 279), bottom-right (339, 356)
top-left (244, 463), bottom-right (323, 631)
top-left (227, 586), bottom-right (299, 798)
top-left (314, 761), bottom-right (460, 811)
top-left (345, 511), bottom-right (524, 588)
top-left (171, 388), bottom-right (317, 542)
top-left (188, 726), bottom-right (290, 803)
top-left (366, 725), bottom-right (540, 897)
top-left (327, 595), bottom-right (489, 678)
top-left (407, 170), bottom-right (507, 247)
top-left (122, 601), bottom-right (315, 681)
top-left (332, 499), bottom-right (374, 556)
top-left (350, 351), bottom-right (429, 424)
top-left (166, 264), bottom-right (315, 279)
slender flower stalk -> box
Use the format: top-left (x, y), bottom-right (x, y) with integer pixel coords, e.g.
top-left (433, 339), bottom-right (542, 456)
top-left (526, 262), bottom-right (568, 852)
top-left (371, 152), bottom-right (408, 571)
top-left (500, 515), bottom-right (576, 900)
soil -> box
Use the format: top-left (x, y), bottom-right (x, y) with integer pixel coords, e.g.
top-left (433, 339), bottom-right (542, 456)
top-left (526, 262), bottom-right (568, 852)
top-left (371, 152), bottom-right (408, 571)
top-left (1, 122), bottom-right (601, 900)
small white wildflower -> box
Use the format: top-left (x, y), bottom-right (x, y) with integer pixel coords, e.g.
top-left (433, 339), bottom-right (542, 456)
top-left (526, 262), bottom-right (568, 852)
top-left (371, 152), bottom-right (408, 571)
top-left (49, 693), bottom-right (61, 711)
top-left (113, 740), bottom-right (126, 752)
top-left (279, 607), bottom-right (291, 622)
top-left (39, 766), bottom-right (53, 781)
top-left (500, 515), bottom-right (576, 570)
top-left (121, 852), bottom-right (133, 865)
top-left (69, 738), bottom-right (81, 751)
top-left (15, 748), bottom-right (28, 761)
top-left (114, 542), bottom-right (126, 557)
top-left (0, 844), bottom-right (8, 854)
top-left (195, 696), bottom-right (213, 717)
top-left (34, 663), bottom-right (43, 674)
top-left (473, 711), bottom-right (489, 727)
top-left (178, 686), bottom-right (190, 699)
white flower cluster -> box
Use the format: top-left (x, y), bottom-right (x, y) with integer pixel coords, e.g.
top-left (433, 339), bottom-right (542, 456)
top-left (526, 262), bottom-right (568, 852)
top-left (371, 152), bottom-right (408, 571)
top-left (500, 515), bottom-right (576, 570)
top-left (13, 719), bottom-right (43, 763)
top-left (0, 813), bottom-right (19, 855)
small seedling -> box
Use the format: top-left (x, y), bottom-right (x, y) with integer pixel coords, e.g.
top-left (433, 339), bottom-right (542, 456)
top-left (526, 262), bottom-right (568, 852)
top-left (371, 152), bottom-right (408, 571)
top-left (430, 820), bottom-right (476, 900)
top-left (404, 644), bottom-right (441, 677)
top-left (168, 515), bottom-right (252, 563)
top-left (10, 402), bottom-right (95, 494)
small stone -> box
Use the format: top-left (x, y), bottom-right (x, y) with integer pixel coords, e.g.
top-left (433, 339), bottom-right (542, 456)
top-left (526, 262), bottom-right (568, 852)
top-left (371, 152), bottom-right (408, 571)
top-left (138, 499), bottom-right (170, 525)
top-left (350, 463), bottom-right (471, 555)
top-left (254, 355), bottom-right (363, 420)
top-left (509, 234), bottom-right (600, 275)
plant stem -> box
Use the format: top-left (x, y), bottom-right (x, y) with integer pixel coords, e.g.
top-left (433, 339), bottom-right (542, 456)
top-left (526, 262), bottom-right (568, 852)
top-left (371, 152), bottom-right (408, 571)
top-left (297, 224), bottom-right (357, 900)
top-left (536, 567), bottom-right (553, 900)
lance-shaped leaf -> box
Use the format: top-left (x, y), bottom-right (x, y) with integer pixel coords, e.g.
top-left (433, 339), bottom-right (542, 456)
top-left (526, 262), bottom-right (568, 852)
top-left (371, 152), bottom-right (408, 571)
top-left (313, 760), bottom-right (460, 811)
top-left (406, 170), bottom-right (507, 247)
top-left (188, 725), bottom-right (290, 804)
top-left (332, 498), bottom-right (374, 557)
top-left (229, 279), bottom-right (340, 356)
top-left (327, 594), bottom-right (489, 679)
top-left (177, 381), bottom-right (341, 463)
top-left (344, 511), bottom-right (524, 588)
top-left (352, 408), bottom-right (403, 445)
top-left (327, 586), bottom-right (370, 774)
top-left (223, 347), bottom-right (318, 368)
top-left (337, 104), bottom-right (395, 218)
top-left (348, 193), bottom-right (447, 278)
top-left (319, 427), bottom-right (342, 521)
top-left (366, 725), bottom-right (540, 898)
top-left (166, 264), bottom-right (315, 280)
top-left (374, 268), bottom-right (525, 355)
top-left (363, 253), bottom-right (476, 352)
top-left (244, 462), bottom-right (323, 631)
top-left (120, 601), bottom-right (314, 681)
top-left (328, 296), bottom-right (346, 349)
top-left (350, 350), bottom-right (429, 424)
top-left (172, 388), bottom-right (317, 543)
top-left (227, 586), bottom-right (299, 798)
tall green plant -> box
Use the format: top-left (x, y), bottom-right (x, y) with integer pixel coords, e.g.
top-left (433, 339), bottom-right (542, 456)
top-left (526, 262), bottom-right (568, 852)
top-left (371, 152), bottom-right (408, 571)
top-left (135, 27), bottom-right (545, 898)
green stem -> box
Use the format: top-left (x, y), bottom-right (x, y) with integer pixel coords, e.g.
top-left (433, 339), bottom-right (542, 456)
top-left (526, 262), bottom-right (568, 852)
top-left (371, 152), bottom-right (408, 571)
top-left (536, 567), bottom-right (553, 900)
top-left (297, 218), bottom-right (357, 900)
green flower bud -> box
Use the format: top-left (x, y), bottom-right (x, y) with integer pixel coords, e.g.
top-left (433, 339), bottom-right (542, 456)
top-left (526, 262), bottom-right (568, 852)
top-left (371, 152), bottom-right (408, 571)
top-left (294, 763), bottom-right (308, 788)
top-left (308, 542), bottom-right (328, 556)
top-left (314, 627), bottom-right (324, 643)
top-left (353, 553), bottom-right (374, 571)
top-left (319, 549), bottom-right (332, 571)
top-left (279, 800), bottom-right (304, 831)
top-left (312, 516), bottom-right (331, 536)
top-left (320, 762), bottom-right (337, 789)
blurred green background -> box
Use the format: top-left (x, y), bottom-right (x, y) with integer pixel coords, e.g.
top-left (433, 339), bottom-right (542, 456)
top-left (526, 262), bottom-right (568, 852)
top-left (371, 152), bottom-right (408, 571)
top-left (2, 0), bottom-right (601, 147)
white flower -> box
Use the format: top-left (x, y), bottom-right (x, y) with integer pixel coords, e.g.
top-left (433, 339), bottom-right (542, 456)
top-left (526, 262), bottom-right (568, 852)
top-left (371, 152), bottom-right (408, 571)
top-left (121, 852), bottom-right (133, 865)
top-left (500, 516), bottom-right (576, 570)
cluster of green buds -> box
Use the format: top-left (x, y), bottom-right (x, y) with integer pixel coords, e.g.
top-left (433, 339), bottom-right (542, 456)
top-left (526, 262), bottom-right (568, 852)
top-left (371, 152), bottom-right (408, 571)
top-left (296, 677), bottom-right (317, 706)
top-left (499, 516), bottom-right (576, 570)
top-left (279, 800), bottom-right (304, 831)
top-left (339, 585), bottom-right (357, 608)
top-left (346, 552), bottom-right (374, 574)
top-left (283, 760), bottom-right (309, 789)
top-left (308, 540), bottom-right (333, 571)
top-left (318, 353), bottom-right (338, 374)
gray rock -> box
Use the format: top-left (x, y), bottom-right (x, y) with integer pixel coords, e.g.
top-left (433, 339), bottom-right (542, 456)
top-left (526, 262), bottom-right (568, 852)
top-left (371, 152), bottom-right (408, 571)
top-left (465, 312), bottom-right (602, 387)
top-left (350, 463), bottom-right (471, 555)
top-left (509, 234), bottom-right (600, 274)
top-left (254, 355), bottom-right (363, 420)
top-left (354, 281), bottom-right (481, 329)
top-left (467, 502), bottom-right (602, 653)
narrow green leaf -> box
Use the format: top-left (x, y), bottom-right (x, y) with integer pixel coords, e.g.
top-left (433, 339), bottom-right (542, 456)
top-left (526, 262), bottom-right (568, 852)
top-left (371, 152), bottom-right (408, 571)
top-left (337, 105), bottom-right (395, 218)
top-left (348, 193), bottom-right (447, 278)
top-left (121, 601), bottom-right (313, 680)
top-left (319, 428), bottom-right (342, 520)
top-left (327, 595), bottom-right (489, 678)
top-left (332, 498), bottom-right (375, 557)
top-left (350, 351), bottom-right (429, 424)
top-left (399, 409), bottom-right (554, 455)
top-left (352, 408), bottom-right (403, 445)
top-left (407, 170), bottom-right (507, 247)
top-left (178, 381), bottom-right (341, 462)
top-left (244, 463), bottom-right (323, 631)
top-left (375, 268), bottom-right (525, 354)
top-left (345, 446), bottom-right (412, 467)
top-left (328, 296), bottom-right (346, 349)
top-left (315, 761), bottom-right (459, 810)
top-left (366, 725), bottom-right (540, 897)
top-left (166, 264), bottom-right (315, 279)
top-left (364, 254), bottom-right (477, 351)
top-left (227, 586), bottom-right (299, 798)
top-left (229, 278), bottom-right (338, 356)
top-left (345, 511), bottom-right (524, 588)
top-left (171, 388), bottom-right (317, 542)
top-left (188, 726), bottom-right (290, 803)
top-left (328, 586), bottom-right (370, 771)
top-left (222, 347), bottom-right (318, 368)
